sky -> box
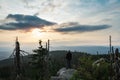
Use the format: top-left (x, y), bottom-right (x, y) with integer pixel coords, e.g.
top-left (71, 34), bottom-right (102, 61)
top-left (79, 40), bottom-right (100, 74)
top-left (0, 0), bottom-right (120, 58)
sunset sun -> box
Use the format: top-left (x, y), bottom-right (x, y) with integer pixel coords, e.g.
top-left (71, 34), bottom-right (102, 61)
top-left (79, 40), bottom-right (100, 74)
top-left (32, 28), bottom-right (41, 37)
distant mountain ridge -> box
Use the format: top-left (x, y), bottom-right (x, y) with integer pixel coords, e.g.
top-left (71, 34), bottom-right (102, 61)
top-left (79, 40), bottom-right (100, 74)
top-left (0, 50), bottom-right (86, 67)
top-left (51, 46), bottom-right (120, 54)
top-left (0, 46), bottom-right (120, 60)
top-left (0, 51), bottom-right (10, 60)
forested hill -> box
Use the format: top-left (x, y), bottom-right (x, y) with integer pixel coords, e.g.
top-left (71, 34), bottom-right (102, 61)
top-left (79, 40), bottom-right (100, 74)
top-left (0, 50), bottom-right (108, 67)
top-left (0, 50), bottom-right (113, 80)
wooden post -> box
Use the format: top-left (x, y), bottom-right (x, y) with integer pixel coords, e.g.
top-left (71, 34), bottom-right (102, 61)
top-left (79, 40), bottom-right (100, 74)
top-left (15, 37), bottom-right (21, 76)
top-left (109, 35), bottom-right (112, 53)
top-left (115, 48), bottom-right (120, 80)
top-left (46, 42), bottom-right (48, 51)
top-left (15, 37), bottom-right (22, 80)
top-left (48, 39), bottom-right (50, 53)
top-left (109, 35), bottom-right (112, 80)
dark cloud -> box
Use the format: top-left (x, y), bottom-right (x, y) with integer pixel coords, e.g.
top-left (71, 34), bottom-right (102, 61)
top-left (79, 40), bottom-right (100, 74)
top-left (54, 23), bottom-right (111, 33)
top-left (0, 14), bottom-right (111, 33)
top-left (0, 14), bottom-right (56, 31)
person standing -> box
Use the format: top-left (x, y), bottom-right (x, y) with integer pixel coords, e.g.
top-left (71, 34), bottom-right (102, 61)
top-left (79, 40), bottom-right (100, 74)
top-left (66, 50), bottom-right (72, 69)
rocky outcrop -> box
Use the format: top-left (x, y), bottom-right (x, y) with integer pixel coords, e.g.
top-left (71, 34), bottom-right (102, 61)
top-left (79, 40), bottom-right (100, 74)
top-left (51, 67), bottom-right (76, 80)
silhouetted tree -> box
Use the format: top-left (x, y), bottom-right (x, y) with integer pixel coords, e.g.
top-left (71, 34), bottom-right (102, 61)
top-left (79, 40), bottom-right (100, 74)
top-left (30, 40), bottom-right (48, 80)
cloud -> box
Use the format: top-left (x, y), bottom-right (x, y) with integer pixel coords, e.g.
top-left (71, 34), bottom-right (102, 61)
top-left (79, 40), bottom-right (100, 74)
top-left (41, 0), bottom-right (61, 12)
top-left (22, 0), bottom-right (60, 10)
top-left (54, 22), bottom-right (111, 33)
top-left (0, 14), bottom-right (56, 31)
top-left (0, 14), bottom-right (111, 34)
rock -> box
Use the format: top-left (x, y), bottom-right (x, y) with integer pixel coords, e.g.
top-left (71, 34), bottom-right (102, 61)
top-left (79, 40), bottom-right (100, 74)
top-left (51, 67), bottom-right (76, 80)
top-left (57, 68), bottom-right (66, 76)
top-left (51, 76), bottom-right (63, 80)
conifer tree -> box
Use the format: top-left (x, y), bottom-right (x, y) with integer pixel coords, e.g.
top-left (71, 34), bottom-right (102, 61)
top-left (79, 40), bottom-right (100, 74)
top-left (31, 40), bottom-right (48, 80)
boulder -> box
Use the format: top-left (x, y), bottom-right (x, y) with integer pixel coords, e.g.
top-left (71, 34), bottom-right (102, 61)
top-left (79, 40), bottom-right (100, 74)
top-left (51, 67), bottom-right (76, 80)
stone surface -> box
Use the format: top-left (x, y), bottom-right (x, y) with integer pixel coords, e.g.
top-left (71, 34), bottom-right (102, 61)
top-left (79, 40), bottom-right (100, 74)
top-left (51, 67), bottom-right (76, 80)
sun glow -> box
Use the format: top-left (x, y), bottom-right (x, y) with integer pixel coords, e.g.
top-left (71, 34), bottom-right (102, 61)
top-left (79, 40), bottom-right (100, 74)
top-left (32, 28), bottom-right (42, 37)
